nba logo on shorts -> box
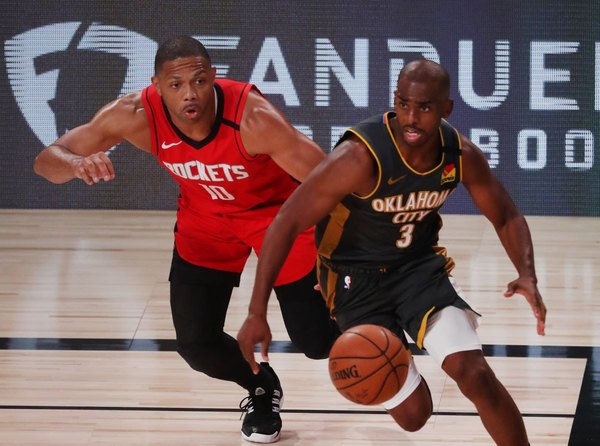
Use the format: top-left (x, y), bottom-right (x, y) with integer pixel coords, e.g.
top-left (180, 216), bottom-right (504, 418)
top-left (343, 275), bottom-right (352, 289)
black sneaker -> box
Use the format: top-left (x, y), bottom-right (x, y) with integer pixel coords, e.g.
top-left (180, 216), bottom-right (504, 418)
top-left (239, 362), bottom-right (283, 443)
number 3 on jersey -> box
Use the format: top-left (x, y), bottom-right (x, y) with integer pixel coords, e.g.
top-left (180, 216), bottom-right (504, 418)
top-left (396, 224), bottom-right (415, 248)
top-left (200, 184), bottom-right (235, 201)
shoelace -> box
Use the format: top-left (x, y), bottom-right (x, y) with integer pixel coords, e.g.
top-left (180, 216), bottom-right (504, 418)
top-left (239, 391), bottom-right (275, 420)
top-left (239, 395), bottom-right (254, 420)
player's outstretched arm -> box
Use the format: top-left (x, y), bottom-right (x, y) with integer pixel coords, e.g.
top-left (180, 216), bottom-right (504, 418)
top-left (33, 92), bottom-right (150, 185)
top-left (460, 136), bottom-right (546, 335)
top-left (237, 137), bottom-right (377, 373)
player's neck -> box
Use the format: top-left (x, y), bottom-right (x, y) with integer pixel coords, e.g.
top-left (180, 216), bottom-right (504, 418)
top-left (390, 119), bottom-right (442, 172)
top-left (401, 145), bottom-right (441, 172)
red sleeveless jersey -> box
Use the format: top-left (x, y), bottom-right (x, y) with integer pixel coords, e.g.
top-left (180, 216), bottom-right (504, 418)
top-left (142, 79), bottom-right (299, 215)
top-left (141, 79), bottom-right (315, 280)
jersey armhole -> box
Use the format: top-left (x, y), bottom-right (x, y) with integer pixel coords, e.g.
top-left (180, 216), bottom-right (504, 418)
top-left (140, 87), bottom-right (160, 156)
top-left (344, 129), bottom-right (382, 200)
top-left (439, 120), bottom-right (464, 184)
top-left (232, 83), bottom-right (256, 161)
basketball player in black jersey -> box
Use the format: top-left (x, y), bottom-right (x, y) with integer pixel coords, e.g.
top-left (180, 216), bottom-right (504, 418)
top-left (238, 59), bottom-right (546, 445)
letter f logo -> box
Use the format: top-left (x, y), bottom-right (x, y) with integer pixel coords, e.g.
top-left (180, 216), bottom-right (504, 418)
top-left (4, 22), bottom-right (156, 147)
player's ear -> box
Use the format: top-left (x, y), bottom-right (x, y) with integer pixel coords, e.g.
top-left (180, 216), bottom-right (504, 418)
top-left (151, 75), bottom-right (162, 96)
top-left (443, 99), bottom-right (453, 118)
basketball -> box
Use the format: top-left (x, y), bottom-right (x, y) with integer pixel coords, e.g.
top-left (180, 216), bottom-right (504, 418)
top-left (328, 324), bottom-right (411, 405)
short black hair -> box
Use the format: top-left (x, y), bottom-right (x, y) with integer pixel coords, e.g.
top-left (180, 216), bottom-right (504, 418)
top-left (154, 35), bottom-right (211, 74)
top-left (400, 59), bottom-right (450, 99)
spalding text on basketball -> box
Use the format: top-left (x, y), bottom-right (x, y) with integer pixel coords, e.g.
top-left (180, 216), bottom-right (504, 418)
top-left (331, 364), bottom-right (361, 381)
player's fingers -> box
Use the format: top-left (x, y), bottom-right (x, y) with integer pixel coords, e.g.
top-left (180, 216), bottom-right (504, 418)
top-left (535, 300), bottom-right (546, 336)
top-left (79, 158), bottom-right (103, 183)
top-left (88, 155), bottom-right (113, 182)
top-left (260, 340), bottom-right (270, 363)
top-left (97, 152), bottom-right (116, 180)
top-left (537, 319), bottom-right (545, 336)
top-left (239, 340), bottom-right (259, 374)
top-left (249, 356), bottom-right (260, 375)
top-left (535, 308), bottom-right (545, 335)
top-left (78, 171), bottom-right (94, 186)
top-left (236, 326), bottom-right (262, 374)
top-left (246, 346), bottom-right (260, 375)
top-left (74, 163), bottom-right (95, 185)
top-left (503, 282), bottom-right (516, 297)
top-left (526, 293), bottom-right (545, 336)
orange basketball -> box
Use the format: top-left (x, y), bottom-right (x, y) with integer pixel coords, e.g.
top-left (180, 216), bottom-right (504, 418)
top-left (328, 324), bottom-right (411, 405)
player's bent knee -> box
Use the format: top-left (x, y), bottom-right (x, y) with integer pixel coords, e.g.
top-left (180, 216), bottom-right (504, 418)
top-left (176, 342), bottom-right (219, 376)
top-left (443, 352), bottom-right (497, 398)
top-left (385, 380), bottom-right (432, 432)
top-left (301, 343), bottom-right (332, 360)
top-left (397, 412), bottom-right (431, 432)
top-left (304, 350), bottom-right (328, 360)
top-left (176, 344), bottom-right (203, 371)
top-left (381, 358), bottom-right (422, 409)
top-left (289, 325), bottom-right (338, 360)
top-left (461, 364), bottom-right (498, 399)
top-left (383, 360), bottom-right (432, 432)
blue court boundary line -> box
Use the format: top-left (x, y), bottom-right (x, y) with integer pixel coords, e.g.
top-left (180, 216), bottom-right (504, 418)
top-left (0, 338), bottom-right (597, 445)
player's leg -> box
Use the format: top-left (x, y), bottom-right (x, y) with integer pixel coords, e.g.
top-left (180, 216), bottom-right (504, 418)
top-left (273, 265), bottom-right (340, 359)
top-left (382, 358), bottom-right (433, 431)
top-left (318, 261), bottom-right (432, 431)
top-left (170, 279), bottom-right (257, 386)
top-left (169, 249), bottom-right (282, 443)
top-left (255, 225), bottom-right (339, 359)
top-left (424, 305), bottom-right (528, 446)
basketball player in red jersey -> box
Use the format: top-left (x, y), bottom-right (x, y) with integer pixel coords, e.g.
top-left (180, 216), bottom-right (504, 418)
top-left (33, 35), bottom-right (339, 444)
top-left (238, 60), bottom-right (546, 445)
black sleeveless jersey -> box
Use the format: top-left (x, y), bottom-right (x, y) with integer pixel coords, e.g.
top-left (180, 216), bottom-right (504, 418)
top-left (315, 112), bottom-right (462, 269)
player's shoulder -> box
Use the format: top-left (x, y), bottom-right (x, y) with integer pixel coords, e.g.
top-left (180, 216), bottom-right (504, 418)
top-left (332, 132), bottom-right (374, 166)
top-left (240, 87), bottom-right (288, 136)
top-left (216, 77), bottom-right (249, 92)
top-left (458, 131), bottom-right (494, 183)
top-left (112, 91), bottom-right (144, 115)
top-left (456, 132), bottom-right (483, 159)
top-left (244, 86), bottom-right (272, 114)
top-left (95, 92), bottom-right (143, 120)
top-left (92, 91), bottom-right (147, 135)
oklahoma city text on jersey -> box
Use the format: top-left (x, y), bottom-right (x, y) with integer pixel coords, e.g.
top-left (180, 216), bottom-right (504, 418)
top-left (372, 189), bottom-right (451, 225)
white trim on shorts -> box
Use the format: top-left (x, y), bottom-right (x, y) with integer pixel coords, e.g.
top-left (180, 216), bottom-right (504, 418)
top-left (381, 357), bottom-right (421, 410)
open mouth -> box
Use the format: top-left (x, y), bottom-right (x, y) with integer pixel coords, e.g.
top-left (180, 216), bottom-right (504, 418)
top-left (404, 127), bottom-right (421, 143)
top-left (183, 105), bottom-right (199, 119)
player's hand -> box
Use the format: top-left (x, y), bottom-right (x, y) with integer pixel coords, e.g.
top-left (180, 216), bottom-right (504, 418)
top-left (504, 276), bottom-right (547, 336)
top-left (72, 152), bottom-right (115, 185)
top-left (237, 314), bottom-right (272, 374)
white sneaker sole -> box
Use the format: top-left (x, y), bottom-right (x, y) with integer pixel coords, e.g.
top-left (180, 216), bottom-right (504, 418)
top-left (241, 430), bottom-right (281, 444)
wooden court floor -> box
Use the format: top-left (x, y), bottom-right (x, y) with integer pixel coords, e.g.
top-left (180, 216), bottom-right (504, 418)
top-left (0, 209), bottom-right (598, 445)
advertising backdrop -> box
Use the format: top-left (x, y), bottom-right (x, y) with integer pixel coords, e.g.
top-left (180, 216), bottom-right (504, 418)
top-left (1, 0), bottom-right (598, 215)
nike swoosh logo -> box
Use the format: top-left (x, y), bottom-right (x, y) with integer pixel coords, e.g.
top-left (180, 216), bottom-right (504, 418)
top-left (161, 140), bottom-right (183, 149)
top-left (387, 174), bottom-right (407, 185)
